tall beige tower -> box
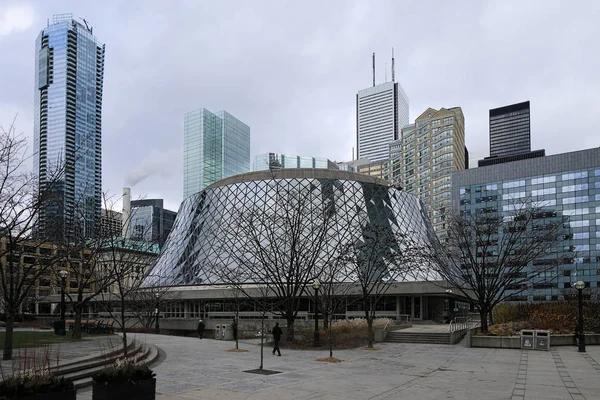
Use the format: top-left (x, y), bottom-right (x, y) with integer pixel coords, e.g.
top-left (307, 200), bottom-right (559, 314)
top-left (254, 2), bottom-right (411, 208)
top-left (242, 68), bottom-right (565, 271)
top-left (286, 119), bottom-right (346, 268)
top-left (388, 107), bottom-right (466, 241)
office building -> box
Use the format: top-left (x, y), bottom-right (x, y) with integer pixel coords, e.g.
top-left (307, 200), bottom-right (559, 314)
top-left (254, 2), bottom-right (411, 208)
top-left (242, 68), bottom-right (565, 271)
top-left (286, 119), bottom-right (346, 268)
top-left (253, 153), bottom-right (338, 171)
top-left (101, 209), bottom-right (122, 237)
top-left (129, 199), bottom-right (177, 247)
top-left (183, 109), bottom-right (250, 198)
top-left (356, 53), bottom-right (409, 163)
top-left (389, 107), bottom-right (466, 239)
top-left (489, 101), bottom-right (530, 158)
top-left (34, 14), bottom-right (105, 240)
top-left (479, 101), bottom-right (545, 167)
top-left (454, 147), bottom-right (600, 302)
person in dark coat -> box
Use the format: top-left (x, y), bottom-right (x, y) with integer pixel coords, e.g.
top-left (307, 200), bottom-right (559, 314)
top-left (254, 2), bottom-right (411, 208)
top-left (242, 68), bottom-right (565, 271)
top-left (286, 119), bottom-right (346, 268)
top-left (197, 319), bottom-right (205, 339)
top-left (271, 322), bottom-right (282, 356)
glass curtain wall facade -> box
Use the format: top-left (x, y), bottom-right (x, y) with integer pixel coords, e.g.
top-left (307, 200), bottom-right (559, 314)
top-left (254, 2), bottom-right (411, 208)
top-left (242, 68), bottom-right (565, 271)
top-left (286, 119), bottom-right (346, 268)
top-left (453, 147), bottom-right (600, 301)
top-left (356, 82), bottom-right (409, 162)
top-left (183, 109), bottom-right (250, 198)
top-left (389, 107), bottom-right (466, 241)
top-left (253, 153), bottom-right (339, 171)
top-left (34, 14), bottom-right (105, 241)
top-left (146, 169), bottom-right (439, 286)
top-left (129, 199), bottom-right (177, 247)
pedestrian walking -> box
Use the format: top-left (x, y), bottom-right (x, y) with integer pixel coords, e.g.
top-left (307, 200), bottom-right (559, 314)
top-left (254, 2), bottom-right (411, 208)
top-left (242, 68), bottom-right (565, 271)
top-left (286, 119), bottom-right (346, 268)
top-left (197, 319), bottom-right (205, 339)
top-left (272, 322), bottom-right (282, 356)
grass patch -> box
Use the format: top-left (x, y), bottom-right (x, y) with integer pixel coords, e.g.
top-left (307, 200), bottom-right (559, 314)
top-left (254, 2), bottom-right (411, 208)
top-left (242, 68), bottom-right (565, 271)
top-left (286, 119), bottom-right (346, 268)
top-left (225, 348), bottom-right (249, 353)
top-left (0, 331), bottom-right (115, 349)
top-left (316, 357), bottom-right (344, 363)
top-left (360, 347), bottom-right (381, 351)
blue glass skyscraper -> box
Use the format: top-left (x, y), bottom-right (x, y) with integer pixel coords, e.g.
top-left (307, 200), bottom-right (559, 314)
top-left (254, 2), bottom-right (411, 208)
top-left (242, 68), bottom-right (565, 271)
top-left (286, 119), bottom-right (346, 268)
top-left (34, 14), bottom-right (105, 240)
top-left (183, 109), bottom-right (250, 198)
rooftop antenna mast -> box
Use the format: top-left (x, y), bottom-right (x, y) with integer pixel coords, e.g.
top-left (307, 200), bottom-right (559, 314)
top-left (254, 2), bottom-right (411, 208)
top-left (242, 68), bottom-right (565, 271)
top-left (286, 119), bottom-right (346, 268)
top-left (372, 53), bottom-right (375, 87)
top-left (392, 48), bottom-right (395, 82)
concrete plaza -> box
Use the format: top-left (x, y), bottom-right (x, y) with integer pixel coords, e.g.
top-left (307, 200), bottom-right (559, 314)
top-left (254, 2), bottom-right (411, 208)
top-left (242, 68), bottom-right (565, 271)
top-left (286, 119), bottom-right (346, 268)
top-left (79, 333), bottom-right (600, 400)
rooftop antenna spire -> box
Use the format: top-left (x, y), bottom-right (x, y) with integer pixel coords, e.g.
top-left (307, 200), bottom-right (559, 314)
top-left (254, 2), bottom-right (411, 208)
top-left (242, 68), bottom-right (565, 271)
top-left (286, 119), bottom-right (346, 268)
top-left (392, 47), bottom-right (395, 82)
top-left (372, 53), bottom-right (375, 87)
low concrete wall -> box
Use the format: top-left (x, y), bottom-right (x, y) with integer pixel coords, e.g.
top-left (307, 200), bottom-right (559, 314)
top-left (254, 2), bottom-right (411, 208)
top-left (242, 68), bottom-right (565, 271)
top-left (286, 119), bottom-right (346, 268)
top-left (471, 335), bottom-right (521, 349)
top-left (470, 333), bottom-right (600, 348)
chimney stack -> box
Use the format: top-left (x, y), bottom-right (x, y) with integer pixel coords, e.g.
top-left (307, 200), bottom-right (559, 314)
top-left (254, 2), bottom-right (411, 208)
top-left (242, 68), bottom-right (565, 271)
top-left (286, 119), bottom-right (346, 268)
top-left (122, 187), bottom-right (131, 238)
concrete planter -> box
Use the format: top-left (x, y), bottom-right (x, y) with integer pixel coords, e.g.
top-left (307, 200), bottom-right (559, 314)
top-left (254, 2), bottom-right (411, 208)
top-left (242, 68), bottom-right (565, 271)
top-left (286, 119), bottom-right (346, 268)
top-left (470, 333), bottom-right (600, 348)
top-left (14, 390), bottom-right (76, 400)
top-left (92, 378), bottom-right (156, 400)
top-left (470, 335), bottom-right (521, 349)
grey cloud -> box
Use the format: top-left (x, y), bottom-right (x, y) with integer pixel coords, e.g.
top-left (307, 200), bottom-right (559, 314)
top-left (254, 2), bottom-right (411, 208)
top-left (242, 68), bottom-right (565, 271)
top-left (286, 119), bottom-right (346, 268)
top-left (0, 0), bottom-right (599, 213)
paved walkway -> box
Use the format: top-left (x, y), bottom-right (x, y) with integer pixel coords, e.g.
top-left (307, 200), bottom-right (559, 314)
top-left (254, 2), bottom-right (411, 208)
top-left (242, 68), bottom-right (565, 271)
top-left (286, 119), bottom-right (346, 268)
top-left (76, 333), bottom-right (600, 400)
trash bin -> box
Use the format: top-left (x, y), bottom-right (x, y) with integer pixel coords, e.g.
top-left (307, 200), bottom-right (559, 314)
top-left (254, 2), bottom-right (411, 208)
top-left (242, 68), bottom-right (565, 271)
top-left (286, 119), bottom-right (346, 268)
top-left (214, 324), bottom-right (222, 340)
top-left (534, 330), bottom-right (550, 351)
top-left (222, 324), bottom-right (234, 341)
top-left (521, 330), bottom-right (534, 350)
top-left (53, 320), bottom-right (66, 336)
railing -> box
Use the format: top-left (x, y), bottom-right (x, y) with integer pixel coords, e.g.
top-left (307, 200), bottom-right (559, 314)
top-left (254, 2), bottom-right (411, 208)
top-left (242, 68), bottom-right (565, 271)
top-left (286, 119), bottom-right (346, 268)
top-left (448, 316), bottom-right (472, 333)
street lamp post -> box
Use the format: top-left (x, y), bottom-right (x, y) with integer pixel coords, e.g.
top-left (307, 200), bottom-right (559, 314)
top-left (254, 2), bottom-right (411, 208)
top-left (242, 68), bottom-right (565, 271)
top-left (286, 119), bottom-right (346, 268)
top-left (59, 270), bottom-right (68, 320)
top-left (154, 293), bottom-right (160, 334)
top-left (575, 280), bottom-right (586, 352)
top-left (312, 280), bottom-right (320, 347)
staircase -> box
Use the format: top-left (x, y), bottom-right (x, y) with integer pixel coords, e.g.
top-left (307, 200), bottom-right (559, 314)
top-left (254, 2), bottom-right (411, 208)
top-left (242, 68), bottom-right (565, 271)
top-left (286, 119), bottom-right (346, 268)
top-left (386, 330), bottom-right (451, 345)
top-left (50, 338), bottom-right (160, 389)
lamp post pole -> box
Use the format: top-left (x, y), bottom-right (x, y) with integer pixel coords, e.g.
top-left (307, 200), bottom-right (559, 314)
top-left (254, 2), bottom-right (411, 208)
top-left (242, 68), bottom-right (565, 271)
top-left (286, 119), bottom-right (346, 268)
top-left (154, 293), bottom-right (160, 334)
top-left (313, 280), bottom-right (320, 347)
top-left (59, 270), bottom-right (68, 320)
top-left (575, 281), bottom-right (586, 352)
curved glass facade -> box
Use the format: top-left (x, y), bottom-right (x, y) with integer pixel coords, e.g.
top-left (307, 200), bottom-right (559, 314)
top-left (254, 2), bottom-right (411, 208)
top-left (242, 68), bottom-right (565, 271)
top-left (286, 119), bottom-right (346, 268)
top-left (147, 169), bottom-right (439, 286)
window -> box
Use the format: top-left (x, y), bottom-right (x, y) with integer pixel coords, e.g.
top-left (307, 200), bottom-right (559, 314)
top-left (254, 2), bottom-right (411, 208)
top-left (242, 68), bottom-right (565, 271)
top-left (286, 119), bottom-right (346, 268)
top-left (562, 171), bottom-right (588, 180)
top-left (503, 192), bottom-right (526, 200)
top-left (563, 196), bottom-right (589, 204)
top-left (531, 176), bottom-right (556, 185)
top-left (532, 188), bottom-right (555, 196)
top-left (432, 119), bottom-right (440, 126)
top-left (503, 180), bottom-right (525, 189)
top-left (562, 184), bottom-right (588, 192)
top-left (570, 220), bottom-right (589, 228)
top-left (442, 116), bottom-right (454, 123)
top-left (573, 232), bottom-right (590, 240)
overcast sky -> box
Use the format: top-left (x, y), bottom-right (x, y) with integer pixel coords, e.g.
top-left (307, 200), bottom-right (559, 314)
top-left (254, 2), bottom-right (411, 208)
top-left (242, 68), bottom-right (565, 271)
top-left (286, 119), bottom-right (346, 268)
top-left (1, 0), bottom-right (599, 212)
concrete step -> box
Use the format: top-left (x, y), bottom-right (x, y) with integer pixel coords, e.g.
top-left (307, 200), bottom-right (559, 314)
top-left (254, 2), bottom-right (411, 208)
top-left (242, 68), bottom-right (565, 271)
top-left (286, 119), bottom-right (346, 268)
top-left (70, 341), bottom-right (160, 390)
top-left (386, 332), bottom-right (451, 345)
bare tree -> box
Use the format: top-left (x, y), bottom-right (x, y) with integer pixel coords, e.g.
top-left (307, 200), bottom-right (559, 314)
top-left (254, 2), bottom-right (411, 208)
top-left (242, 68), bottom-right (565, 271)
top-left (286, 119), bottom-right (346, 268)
top-left (425, 203), bottom-right (570, 333)
top-left (342, 224), bottom-right (422, 348)
top-left (95, 194), bottom-right (160, 356)
top-left (0, 118), bottom-right (64, 360)
top-left (211, 179), bottom-right (343, 341)
top-left (317, 262), bottom-right (356, 358)
top-left (97, 236), bottom-right (159, 356)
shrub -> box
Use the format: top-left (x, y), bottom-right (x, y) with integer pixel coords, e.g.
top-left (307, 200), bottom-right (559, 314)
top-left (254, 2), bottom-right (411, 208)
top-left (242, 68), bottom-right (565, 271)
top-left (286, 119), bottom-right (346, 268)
top-left (0, 375), bottom-right (73, 399)
top-left (285, 318), bottom-right (394, 349)
top-left (485, 321), bottom-right (531, 336)
top-left (93, 361), bottom-right (155, 385)
top-left (491, 301), bottom-right (600, 334)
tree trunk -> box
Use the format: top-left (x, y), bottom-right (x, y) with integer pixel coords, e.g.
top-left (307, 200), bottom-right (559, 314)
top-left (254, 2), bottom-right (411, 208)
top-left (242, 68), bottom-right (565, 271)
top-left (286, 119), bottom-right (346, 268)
top-left (72, 306), bottom-right (83, 340)
top-left (329, 319), bottom-right (333, 358)
top-left (259, 314), bottom-right (264, 370)
top-left (286, 317), bottom-right (295, 342)
top-left (3, 313), bottom-right (14, 360)
top-left (121, 317), bottom-right (128, 358)
top-left (323, 310), bottom-right (329, 330)
top-left (367, 317), bottom-right (374, 348)
top-left (479, 309), bottom-right (489, 333)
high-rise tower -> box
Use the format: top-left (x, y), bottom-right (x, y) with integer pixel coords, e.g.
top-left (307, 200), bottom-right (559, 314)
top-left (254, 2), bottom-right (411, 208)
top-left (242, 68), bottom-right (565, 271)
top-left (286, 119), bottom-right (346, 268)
top-left (34, 14), bottom-right (105, 240)
top-left (183, 109), bottom-right (250, 198)
top-left (356, 52), bottom-right (409, 163)
top-left (489, 101), bottom-right (531, 158)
